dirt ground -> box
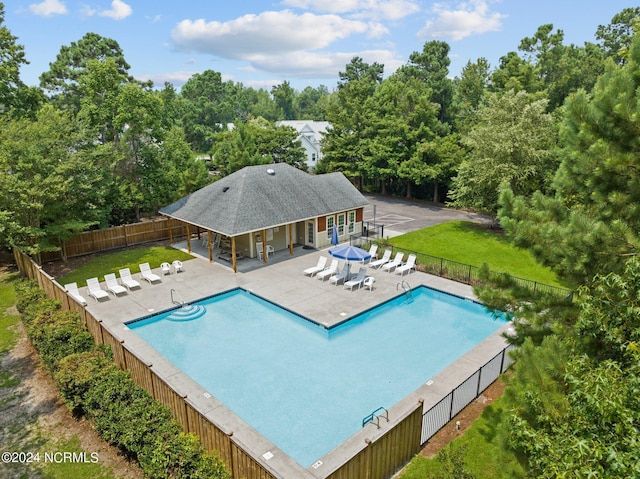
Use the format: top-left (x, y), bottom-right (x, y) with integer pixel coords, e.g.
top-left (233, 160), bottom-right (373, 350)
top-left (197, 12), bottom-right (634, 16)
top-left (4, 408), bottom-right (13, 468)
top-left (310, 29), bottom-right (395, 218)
top-left (0, 260), bottom-right (144, 479)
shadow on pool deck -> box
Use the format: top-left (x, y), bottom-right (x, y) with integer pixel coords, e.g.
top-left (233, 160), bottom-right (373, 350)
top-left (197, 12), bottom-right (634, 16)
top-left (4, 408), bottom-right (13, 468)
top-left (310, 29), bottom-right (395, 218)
top-left (82, 242), bottom-right (480, 328)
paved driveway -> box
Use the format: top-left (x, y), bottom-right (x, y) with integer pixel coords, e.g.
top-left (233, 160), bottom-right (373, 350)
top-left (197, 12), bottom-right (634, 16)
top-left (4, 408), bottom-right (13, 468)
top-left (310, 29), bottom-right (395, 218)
top-left (362, 194), bottom-right (491, 237)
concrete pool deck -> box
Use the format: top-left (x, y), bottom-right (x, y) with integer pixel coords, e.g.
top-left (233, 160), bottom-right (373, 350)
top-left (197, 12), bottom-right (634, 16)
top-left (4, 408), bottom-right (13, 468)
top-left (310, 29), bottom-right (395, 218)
top-left (79, 243), bottom-right (513, 478)
top-left (82, 242), bottom-right (482, 328)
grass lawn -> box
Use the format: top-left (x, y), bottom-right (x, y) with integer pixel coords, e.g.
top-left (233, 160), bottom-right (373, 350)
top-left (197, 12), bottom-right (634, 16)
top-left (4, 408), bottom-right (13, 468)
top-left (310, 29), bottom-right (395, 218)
top-left (58, 245), bottom-right (194, 287)
top-left (0, 272), bottom-right (19, 355)
top-left (388, 221), bottom-right (573, 289)
top-left (401, 392), bottom-right (526, 479)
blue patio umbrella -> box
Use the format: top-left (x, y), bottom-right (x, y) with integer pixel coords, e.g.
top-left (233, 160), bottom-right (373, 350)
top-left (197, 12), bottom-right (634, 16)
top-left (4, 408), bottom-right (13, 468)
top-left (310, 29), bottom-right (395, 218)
top-left (328, 244), bottom-right (371, 278)
top-left (330, 226), bottom-right (339, 245)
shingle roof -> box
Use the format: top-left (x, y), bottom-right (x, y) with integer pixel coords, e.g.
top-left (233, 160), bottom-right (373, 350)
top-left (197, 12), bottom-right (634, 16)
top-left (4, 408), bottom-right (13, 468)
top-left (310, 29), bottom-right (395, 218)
top-left (159, 163), bottom-right (368, 236)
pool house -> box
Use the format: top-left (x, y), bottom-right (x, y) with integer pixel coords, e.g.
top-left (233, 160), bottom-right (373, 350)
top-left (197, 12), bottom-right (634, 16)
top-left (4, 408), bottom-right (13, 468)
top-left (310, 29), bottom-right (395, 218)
top-left (159, 163), bottom-right (369, 272)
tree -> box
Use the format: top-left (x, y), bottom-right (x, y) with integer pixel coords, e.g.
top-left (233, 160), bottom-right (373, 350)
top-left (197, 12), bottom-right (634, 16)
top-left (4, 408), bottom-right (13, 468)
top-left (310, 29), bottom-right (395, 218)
top-left (596, 7), bottom-right (640, 64)
top-left (337, 56), bottom-right (383, 88)
top-left (271, 80), bottom-right (296, 120)
top-left (39, 32), bottom-right (137, 112)
top-left (0, 105), bottom-right (109, 257)
top-left (0, 2), bottom-right (43, 117)
top-left (210, 119), bottom-right (306, 176)
top-left (295, 85), bottom-right (330, 120)
top-left (498, 35), bottom-right (640, 284)
top-left (360, 74), bottom-right (443, 198)
top-left (503, 258), bottom-right (640, 478)
top-left (449, 90), bottom-right (557, 215)
top-left (320, 58), bottom-right (384, 186)
top-left (399, 40), bottom-right (455, 124)
top-left (454, 57), bottom-right (490, 128)
top-left (180, 70), bottom-right (239, 153)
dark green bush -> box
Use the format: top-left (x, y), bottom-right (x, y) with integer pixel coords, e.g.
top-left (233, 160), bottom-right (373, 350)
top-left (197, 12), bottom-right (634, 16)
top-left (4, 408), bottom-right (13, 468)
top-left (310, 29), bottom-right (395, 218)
top-left (84, 368), bottom-right (178, 460)
top-left (14, 279), bottom-right (47, 313)
top-left (54, 350), bottom-right (118, 416)
top-left (141, 432), bottom-right (231, 479)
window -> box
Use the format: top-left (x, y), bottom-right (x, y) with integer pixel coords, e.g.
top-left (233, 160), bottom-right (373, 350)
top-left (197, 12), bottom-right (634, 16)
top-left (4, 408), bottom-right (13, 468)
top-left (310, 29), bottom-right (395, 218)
top-left (326, 215), bottom-right (334, 239)
top-left (348, 211), bottom-right (356, 234)
top-left (337, 213), bottom-right (345, 236)
top-left (311, 153), bottom-right (317, 162)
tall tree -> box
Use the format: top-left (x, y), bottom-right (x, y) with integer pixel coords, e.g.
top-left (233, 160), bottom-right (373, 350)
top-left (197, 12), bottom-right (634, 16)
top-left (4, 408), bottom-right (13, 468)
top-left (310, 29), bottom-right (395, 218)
top-left (449, 89), bottom-right (557, 215)
top-left (596, 6), bottom-right (640, 64)
top-left (39, 32), bottom-right (137, 112)
top-left (498, 34), bottom-right (640, 284)
top-left (180, 70), bottom-right (239, 153)
top-left (271, 80), bottom-right (296, 120)
top-left (399, 40), bottom-right (455, 124)
top-left (0, 2), bottom-right (43, 117)
top-left (320, 58), bottom-right (384, 186)
top-left (454, 57), bottom-right (490, 126)
top-left (0, 105), bottom-right (109, 257)
top-left (210, 118), bottom-right (306, 176)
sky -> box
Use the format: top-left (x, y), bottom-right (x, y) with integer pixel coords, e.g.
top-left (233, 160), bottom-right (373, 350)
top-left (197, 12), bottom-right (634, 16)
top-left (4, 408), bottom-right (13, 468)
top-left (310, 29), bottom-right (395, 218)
top-left (4, 0), bottom-right (634, 92)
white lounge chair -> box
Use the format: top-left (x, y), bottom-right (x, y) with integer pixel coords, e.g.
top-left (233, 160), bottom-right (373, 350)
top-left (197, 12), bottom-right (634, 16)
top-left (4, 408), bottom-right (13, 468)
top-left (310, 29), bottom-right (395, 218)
top-left (172, 260), bottom-right (184, 273)
top-left (316, 259), bottom-right (339, 281)
top-left (329, 265), bottom-right (349, 286)
top-left (64, 282), bottom-right (87, 305)
top-left (86, 277), bottom-right (109, 302)
top-left (382, 252), bottom-right (404, 272)
top-left (369, 249), bottom-right (392, 269)
top-left (139, 263), bottom-right (162, 284)
top-left (395, 254), bottom-right (417, 276)
top-left (161, 262), bottom-right (171, 275)
top-left (304, 256), bottom-right (327, 276)
top-left (104, 273), bottom-right (127, 297)
top-left (366, 244), bottom-right (378, 262)
top-left (344, 268), bottom-right (367, 291)
top-left (119, 268), bottom-right (141, 291)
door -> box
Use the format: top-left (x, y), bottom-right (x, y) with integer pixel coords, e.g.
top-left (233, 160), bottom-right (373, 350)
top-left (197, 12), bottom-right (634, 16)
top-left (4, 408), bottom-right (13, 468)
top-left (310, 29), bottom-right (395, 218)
top-left (306, 221), bottom-right (315, 247)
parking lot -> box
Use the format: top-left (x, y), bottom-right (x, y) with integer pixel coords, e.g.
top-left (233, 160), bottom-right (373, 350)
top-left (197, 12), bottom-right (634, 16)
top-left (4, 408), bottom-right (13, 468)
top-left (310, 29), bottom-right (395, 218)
top-left (362, 194), bottom-right (491, 237)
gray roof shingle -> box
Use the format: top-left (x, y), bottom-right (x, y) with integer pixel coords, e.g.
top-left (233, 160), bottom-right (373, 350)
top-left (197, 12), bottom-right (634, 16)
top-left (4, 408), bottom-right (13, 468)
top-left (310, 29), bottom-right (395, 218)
top-left (159, 163), bottom-right (368, 236)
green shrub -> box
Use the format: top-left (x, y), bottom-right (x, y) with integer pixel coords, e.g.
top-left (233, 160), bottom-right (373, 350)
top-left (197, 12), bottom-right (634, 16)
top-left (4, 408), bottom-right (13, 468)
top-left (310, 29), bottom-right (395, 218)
top-left (54, 350), bottom-right (118, 416)
top-left (141, 432), bottom-right (231, 479)
top-left (14, 279), bottom-right (47, 313)
top-left (84, 368), bottom-right (178, 460)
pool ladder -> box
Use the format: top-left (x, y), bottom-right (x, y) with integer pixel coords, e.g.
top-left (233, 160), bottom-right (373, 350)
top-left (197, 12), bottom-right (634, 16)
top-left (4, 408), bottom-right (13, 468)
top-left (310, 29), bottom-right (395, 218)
top-left (397, 281), bottom-right (412, 302)
top-left (170, 289), bottom-right (184, 307)
top-left (362, 406), bottom-right (389, 429)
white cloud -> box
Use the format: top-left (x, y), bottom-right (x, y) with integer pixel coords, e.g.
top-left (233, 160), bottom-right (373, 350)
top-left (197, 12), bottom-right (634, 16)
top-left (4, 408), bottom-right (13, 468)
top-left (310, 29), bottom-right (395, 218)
top-left (99, 0), bottom-right (132, 20)
top-left (172, 10), bottom-right (370, 58)
top-left (246, 49), bottom-right (403, 79)
top-left (281, 0), bottom-right (421, 21)
top-left (29, 0), bottom-right (67, 16)
top-left (418, 0), bottom-right (506, 41)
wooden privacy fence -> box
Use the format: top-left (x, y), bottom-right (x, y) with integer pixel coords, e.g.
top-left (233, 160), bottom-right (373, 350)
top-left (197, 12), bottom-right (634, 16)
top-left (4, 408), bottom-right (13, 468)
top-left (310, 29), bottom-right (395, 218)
top-left (13, 249), bottom-right (430, 479)
top-left (39, 218), bottom-right (188, 263)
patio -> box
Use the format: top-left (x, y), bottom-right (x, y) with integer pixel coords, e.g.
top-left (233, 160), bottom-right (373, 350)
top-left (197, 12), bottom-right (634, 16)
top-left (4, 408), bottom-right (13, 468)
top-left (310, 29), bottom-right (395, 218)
top-left (82, 243), bottom-right (480, 328)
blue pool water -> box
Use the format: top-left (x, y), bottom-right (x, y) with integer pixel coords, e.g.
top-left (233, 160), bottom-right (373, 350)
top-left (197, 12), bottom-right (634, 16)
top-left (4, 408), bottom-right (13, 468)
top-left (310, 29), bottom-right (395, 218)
top-left (128, 286), bottom-right (506, 467)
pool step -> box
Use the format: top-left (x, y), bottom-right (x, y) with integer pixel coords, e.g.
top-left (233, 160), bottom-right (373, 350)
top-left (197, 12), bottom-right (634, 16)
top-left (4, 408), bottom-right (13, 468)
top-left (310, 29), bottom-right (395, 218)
top-left (168, 304), bottom-right (206, 321)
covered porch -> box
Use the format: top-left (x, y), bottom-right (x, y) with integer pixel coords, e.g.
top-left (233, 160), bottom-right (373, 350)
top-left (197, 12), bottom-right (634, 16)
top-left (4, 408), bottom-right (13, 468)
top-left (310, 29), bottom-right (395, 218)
top-left (167, 220), bottom-right (307, 273)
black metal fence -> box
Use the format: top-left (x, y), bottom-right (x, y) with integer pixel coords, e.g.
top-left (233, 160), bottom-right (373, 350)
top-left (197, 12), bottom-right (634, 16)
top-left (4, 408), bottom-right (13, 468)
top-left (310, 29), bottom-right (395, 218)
top-left (367, 240), bottom-right (573, 299)
top-left (420, 345), bottom-right (515, 445)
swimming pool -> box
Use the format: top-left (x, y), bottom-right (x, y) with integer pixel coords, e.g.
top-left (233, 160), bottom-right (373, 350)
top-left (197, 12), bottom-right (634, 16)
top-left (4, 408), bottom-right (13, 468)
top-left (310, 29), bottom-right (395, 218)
top-left (128, 286), bottom-right (506, 467)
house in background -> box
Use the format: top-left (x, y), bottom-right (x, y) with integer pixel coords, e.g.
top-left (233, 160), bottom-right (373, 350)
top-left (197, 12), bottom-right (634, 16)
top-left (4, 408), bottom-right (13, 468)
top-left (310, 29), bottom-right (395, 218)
top-left (276, 120), bottom-right (330, 172)
top-left (159, 162), bottom-right (368, 272)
